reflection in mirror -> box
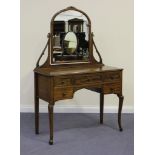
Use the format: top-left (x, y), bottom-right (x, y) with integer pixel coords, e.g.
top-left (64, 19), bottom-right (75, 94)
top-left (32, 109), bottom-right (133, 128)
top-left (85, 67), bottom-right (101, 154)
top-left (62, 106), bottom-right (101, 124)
top-left (52, 10), bottom-right (89, 63)
top-left (63, 32), bottom-right (77, 54)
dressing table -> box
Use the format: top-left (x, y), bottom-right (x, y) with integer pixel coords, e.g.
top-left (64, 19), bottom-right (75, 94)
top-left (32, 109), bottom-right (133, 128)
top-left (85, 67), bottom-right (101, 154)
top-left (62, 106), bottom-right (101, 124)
top-left (34, 6), bottom-right (124, 145)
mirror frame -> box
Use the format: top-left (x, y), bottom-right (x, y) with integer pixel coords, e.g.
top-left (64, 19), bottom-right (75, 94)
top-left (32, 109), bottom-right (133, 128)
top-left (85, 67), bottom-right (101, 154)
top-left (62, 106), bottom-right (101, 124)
top-left (49, 6), bottom-right (94, 65)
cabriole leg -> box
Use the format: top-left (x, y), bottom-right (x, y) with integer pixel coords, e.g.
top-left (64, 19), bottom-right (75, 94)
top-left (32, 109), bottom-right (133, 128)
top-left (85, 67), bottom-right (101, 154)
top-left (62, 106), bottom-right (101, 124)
top-left (117, 94), bottom-right (124, 131)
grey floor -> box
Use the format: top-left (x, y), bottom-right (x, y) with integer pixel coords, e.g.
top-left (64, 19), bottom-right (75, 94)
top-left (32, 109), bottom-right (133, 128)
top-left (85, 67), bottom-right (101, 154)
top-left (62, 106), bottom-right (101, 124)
top-left (20, 113), bottom-right (134, 155)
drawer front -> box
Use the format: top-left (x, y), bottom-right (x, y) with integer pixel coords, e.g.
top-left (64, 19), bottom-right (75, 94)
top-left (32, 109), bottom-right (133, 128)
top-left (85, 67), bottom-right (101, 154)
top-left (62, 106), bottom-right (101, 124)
top-left (103, 71), bottom-right (121, 82)
top-left (54, 87), bottom-right (73, 101)
top-left (54, 76), bottom-right (72, 87)
top-left (104, 82), bottom-right (121, 94)
top-left (74, 74), bottom-right (102, 85)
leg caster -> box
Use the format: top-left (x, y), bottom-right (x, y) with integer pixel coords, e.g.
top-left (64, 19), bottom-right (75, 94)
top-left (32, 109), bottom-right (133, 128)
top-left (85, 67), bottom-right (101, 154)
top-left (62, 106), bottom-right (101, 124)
top-left (35, 131), bottom-right (39, 134)
top-left (49, 139), bottom-right (53, 145)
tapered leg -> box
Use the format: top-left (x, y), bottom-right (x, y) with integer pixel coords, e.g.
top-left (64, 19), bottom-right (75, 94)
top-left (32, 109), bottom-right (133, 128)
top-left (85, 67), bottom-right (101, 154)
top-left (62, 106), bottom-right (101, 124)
top-left (34, 73), bottom-right (39, 134)
top-left (117, 95), bottom-right (124, 131)
top-left (35, 97), bottom-right (39, 134)
top-left (100, 89), bottom-right (104, 124)
top-left (48, 103), bottom-right (54, 145)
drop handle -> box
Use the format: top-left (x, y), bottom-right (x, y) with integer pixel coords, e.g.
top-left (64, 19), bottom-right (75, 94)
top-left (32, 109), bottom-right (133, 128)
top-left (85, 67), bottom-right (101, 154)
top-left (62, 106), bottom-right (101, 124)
top-left (61, 81), bottom-right (65, 85)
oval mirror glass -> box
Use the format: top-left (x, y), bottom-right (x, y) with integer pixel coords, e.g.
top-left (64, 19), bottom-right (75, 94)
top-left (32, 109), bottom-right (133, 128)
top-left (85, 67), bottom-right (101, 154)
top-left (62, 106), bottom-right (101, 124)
top-left (63, 32), bottom-right (77, 54)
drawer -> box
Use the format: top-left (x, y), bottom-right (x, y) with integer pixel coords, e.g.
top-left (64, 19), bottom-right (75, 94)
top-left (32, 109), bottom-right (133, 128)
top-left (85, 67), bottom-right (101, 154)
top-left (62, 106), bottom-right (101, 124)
top-left (103, 71), bottom-right (121, 82)
top-left (54, 87), bottom-right (73, 101)
top-left (74, 74), bottom-right (102, 85)
top-left (103, 82), bottom-right (121, 94)
top-left (54, 76), bottom-right (72, 87)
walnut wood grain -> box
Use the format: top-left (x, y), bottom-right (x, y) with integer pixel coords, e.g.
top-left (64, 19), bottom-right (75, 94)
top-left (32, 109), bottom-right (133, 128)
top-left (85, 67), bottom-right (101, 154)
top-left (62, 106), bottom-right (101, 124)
top-left (103, 71), bottom-right (121, 83)
top-left (103, 82), bottom-right (121, 94)
top-left (34, 65), bottom-right (123, 76)
top-left (54, 87), bottom-right (73, 101)
top-left (54, 76), bottom-right (72, 87)
top-left (34, 66), bottom-right (123, 145)
top-left (74, 73), bottom-right (102, 85)
top-left (38, 75), bottom-right (51, 101)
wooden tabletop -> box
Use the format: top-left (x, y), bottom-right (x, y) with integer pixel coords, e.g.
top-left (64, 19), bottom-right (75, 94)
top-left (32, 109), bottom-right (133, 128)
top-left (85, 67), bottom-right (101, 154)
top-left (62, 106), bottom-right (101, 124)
top-left (34, 65), bottom-right (123, 76)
